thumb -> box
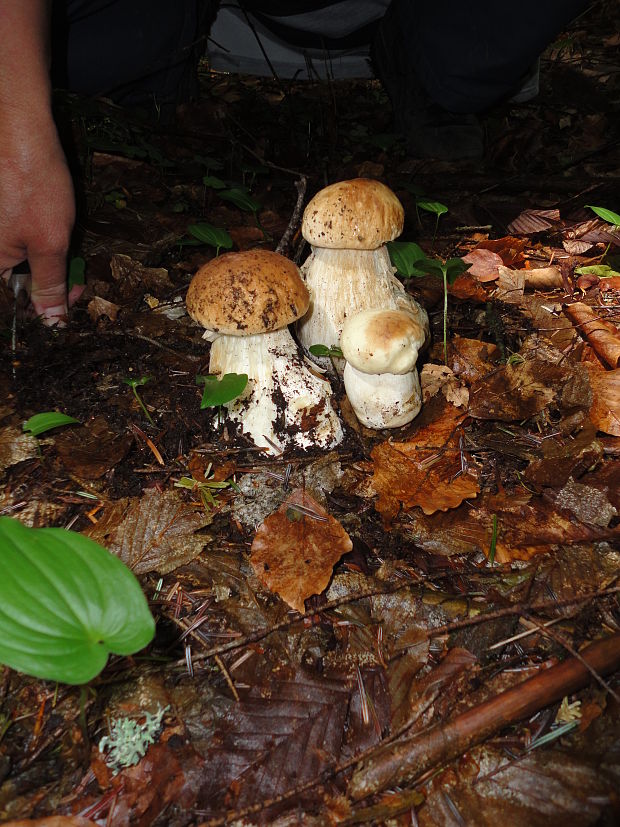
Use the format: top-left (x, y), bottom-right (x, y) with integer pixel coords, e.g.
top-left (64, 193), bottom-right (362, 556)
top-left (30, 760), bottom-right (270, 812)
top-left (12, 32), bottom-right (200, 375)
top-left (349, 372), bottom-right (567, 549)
top-left (28, 251), bottom-right (69, 326)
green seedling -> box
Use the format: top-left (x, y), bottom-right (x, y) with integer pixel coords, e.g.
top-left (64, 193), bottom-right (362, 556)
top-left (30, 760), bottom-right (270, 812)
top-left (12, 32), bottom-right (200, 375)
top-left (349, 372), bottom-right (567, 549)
top-left (416, 199), bottom-right (448, 244)
top-left (575, 264), bottom-right (620, 279)
top-left (0, 516), bottom-right (155, 685)
top-left (202, 175), bottom-right (227, 190)
top-left (104, 189), bottom-right (128, 209)
top-left (488, 514), bottom-right (498, 566)
top-left (180, 222), bottom-right (233, 256)
top-left (219, 187), bottom-right (268, 237)
top-left (309, 344), bottom-right (343, 359)
top-left (123, 376), bottom-right (154, 425)
top-left (586, 205), bottom-right (620, 228)
top-left (388, 242), bottom-right (470, 364)
top-left (174, 464), bottom-right (239, 511)
top-left (197, 372), bottom-right (248, 410)
top-left (23, 411), bottom-right (80, 436)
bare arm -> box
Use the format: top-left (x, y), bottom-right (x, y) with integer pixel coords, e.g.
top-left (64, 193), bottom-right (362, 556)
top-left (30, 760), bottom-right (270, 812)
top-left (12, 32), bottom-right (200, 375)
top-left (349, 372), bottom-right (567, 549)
top-left (0, 0), bottom-right (76, 324)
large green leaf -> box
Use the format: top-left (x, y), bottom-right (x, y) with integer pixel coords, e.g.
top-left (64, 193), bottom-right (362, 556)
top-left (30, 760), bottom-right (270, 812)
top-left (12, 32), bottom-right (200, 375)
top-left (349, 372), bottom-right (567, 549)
top-left (586, 205), bottom-right (620, 227)
top-left (0, 517), bottom-right (155, 685)
top-left (23, 412), bottom-right (80, 436)
top-left (187, 222), bottom-right (233, 251)
top-left (197, 373), bottom-right (248, 408)
top-left (387, 241), bottom-right (427, 278)
top-left (219, 187), bottom-right (261, 214)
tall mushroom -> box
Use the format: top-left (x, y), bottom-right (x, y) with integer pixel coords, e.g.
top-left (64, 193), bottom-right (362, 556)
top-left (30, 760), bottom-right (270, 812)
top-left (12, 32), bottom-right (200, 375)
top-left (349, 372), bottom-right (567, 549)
top-left (340, 308), bottom-right (425, 428)
top-left (186, 249), bottom-right (343, 454)
top-left (297, 178), bottom-right (429, 363)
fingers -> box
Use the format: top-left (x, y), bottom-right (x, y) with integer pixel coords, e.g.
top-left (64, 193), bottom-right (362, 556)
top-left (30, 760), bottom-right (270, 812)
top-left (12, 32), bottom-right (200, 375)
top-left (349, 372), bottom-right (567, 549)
top-left (28, 250), bottom-right (70, 325)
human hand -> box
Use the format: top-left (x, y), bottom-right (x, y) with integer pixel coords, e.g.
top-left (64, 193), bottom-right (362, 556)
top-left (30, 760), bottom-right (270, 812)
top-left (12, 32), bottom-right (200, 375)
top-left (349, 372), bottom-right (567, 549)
top-left (0, 124), bottom-right (76, 324)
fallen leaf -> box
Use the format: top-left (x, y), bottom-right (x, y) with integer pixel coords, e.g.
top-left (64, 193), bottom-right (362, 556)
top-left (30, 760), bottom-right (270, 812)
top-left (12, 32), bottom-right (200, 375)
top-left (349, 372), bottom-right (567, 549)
top-left (6, 819), bottom-right (96, 827)
top-left (250, 488), bottom-right (352, 612)
top-left (448, 337), bottom-right (501, 383)
top-left (496, 265), bottom-right (525, 304)
top-left (469, 359), bottom-right (555, 421)
top-left (474, 236), bottom-right (528, 267)
top-left (87, 296), bottom-right (120, 322)
top-left (0, 426), bottom-right (39, 471)
top-left (55, 415), bottom-right (133, 479)
top-left (85, 488), bottom-right (212, 574)
top-left (110, 254), bottom-right (173, 296)
top-left (448, 272), bottom-right (489, 302)
top-left (552, 477), bottom-right (617, 527)
top-left (507, 207), bottom-right (561, 235)
top-left (420, 364), bottom-right (469, 408)
top-left (564, 301), bottom-right (620, 368)
top-left (461, 248), bottom-right (503, 282)
top-left (523, 265), bottom-right (564, 290)
top-left (585, 364), bottom-right (620, 435)
top-left (371, 405), bottom-right (480, 523)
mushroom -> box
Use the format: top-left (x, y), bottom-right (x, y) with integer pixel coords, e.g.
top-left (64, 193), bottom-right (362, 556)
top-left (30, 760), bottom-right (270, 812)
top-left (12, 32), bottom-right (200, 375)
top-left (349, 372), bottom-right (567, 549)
top-left (340, 308), bottom-right (425, 429)
top-left (186, 249), bottom-right (343, 454)
top-left (297, 178), bottom-right (429, 364)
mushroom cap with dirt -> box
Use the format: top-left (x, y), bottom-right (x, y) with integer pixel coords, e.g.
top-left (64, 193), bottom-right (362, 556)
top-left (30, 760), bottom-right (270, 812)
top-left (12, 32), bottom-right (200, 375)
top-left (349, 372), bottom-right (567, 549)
top-left (296, 178), bottom-right (429, 364)
top-left (340, 308), bottom-right (425, 429)
top-left (186, 249), bottom-right (343, 454)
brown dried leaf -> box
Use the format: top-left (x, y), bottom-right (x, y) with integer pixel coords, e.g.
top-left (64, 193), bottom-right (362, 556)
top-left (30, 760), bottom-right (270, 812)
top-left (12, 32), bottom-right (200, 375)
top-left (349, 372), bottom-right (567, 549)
top-left (6, 819), bottom-right (97, 827)
top-left (586, 364), bottom-right (620, 435)
top-left (523, 265), bottom-right (564, 290)
top-left (496, 265), bottom-right (525, 304)
top-left (87, 296), bottom-right (120, 322)
top-left (110, 254), bottom-right (173, 295)
top-left (0, 426), bottom-right (39, 471)
top-left (469, 359), bottom-right (557, 421)
top-left (420, 364), bottom-right (469, 408)
top-left (506, 207), bottom-right (561, 235)
top-left (474, 236), bottom-right (528, 267)
top-left (85, 488), bottom-right (212, 574)
top-left (564, 301), bottom-right (620, 368)
top-left (461, 248), bottom-right (503, 282)
top-left (448, 337), bottom-right (501, 383)
top-left (448, 272), bottom-right (489, 302)
top-left (250, 488), bottom-right (352, 612)
top-left (371, 407), bottom-right (480, 523)
top-left (55, 415), bottom-right (133, 479)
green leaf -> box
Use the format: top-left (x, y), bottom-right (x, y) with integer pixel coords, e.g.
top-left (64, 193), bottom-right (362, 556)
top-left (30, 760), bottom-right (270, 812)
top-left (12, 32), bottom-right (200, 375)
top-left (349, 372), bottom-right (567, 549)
top-left (387, 241), bottom-right (427, 278)
top-left (416, 199), bottom-right (448, 218)
top-left (187, 223), bottom-right (233, 251)
top-left (122, 376), bottom-right (150, 389)
top-left (68, 256), bottom-right (86, 289)
top-left (445, 257), bottom-right (471, 284)
top-left (198, 373), bottom-right (249, 408)
top-left (0, 517), bottom-right (155, 684)
top-left (309, 344), bottom-right (343, 358)
top-left (586, 205), bottom-right (620, 227)
top-left (202, 175), bottom-right (227, 190)
top-left (23, 412), bottom-right (80, 436)
top-left (219, 188), bottom-right (262, 214)
top-left (575, 264), bottom-right (619, 278)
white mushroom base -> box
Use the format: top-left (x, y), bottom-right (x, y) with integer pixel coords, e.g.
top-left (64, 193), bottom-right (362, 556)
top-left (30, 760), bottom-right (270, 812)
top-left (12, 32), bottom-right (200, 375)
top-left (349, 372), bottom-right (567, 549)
top-left (343, 363), bottom-right (422, 429)
top-left (209, 328), bottom-right (343, 454)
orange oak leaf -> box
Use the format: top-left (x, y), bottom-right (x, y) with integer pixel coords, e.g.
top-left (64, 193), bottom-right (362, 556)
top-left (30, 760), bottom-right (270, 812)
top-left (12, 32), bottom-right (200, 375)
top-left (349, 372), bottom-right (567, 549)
top-left (250, 488), bottom-right (352, 613)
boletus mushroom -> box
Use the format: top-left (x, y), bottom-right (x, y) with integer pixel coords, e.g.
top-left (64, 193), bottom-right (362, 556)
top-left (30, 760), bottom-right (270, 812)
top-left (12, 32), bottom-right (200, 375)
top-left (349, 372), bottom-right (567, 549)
top-left (297, 178), bottom-right (429, 365)
top-left (340, 308), bottom-right (425, 428)
top-left (186, 249), bottom-right (343, 454)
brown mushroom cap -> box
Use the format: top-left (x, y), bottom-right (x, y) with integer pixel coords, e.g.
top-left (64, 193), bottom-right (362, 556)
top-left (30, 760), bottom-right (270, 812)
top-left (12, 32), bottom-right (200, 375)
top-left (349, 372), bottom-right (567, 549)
top-left (302, 178), bottom-right (404, 250)
top-left (186, 249), bottom-right (310, 335)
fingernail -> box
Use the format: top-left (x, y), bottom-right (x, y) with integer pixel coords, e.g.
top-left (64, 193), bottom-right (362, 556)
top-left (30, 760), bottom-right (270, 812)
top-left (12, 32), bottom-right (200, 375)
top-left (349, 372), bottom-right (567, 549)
top-left (41, 304), bottom-right (68, 327)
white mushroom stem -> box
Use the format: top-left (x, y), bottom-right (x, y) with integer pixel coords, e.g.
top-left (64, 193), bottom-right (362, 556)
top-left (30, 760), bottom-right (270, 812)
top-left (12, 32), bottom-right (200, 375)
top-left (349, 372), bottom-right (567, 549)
top-left (297, 245), bottom-right (429, 359)
top-left (343, 362), bottom-right (422, 429)
top-left (209, 327), bottom-right (343, 454)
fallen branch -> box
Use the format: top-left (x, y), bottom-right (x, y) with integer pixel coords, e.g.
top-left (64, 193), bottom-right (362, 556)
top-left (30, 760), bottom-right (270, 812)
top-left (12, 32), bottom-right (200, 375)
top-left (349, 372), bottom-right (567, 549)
top-left (275, 176), bottom-right (307, 255)
top-left (348, 632), bottom-right (620, 801)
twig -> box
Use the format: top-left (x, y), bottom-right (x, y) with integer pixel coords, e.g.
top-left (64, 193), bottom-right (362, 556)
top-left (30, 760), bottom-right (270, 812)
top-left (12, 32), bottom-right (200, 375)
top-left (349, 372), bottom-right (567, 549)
top-left (275, 176), bottom-right (307, 255)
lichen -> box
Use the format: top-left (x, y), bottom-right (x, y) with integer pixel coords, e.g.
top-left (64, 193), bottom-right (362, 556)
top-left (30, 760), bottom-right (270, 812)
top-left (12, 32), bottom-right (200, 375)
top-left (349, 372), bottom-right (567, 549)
top-left (99, 704), bottom-right (168, 772)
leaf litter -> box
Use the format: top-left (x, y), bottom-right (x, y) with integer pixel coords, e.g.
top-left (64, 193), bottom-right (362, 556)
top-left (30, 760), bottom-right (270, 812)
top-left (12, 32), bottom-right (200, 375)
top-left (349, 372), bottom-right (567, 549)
top-left (1, 4), bottom-right (620, 824)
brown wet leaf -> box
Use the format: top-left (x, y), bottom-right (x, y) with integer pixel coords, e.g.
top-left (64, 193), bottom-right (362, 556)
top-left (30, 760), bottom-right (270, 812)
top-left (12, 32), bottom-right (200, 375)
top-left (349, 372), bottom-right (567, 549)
top-left (87, 296), bottom-right (120, 322)
top-left (469, 359), bottom-right (557, 421)
top-left (564, 301), bottom-right (620, 368)
top-left (55, 415), bottom-right (133, 479)
top-left (371, 406), bottom-right (480, 523)
top-left (496, 265), bottom-right (525, 304)
top-left (461, 248), bottom-right (503, 282)
top-left (250, 488), bottom-right (352, 612)
top-left (109, 254), bottom-right (173, 297)
top-left (6, 819), bottom-right (96, 826)
top-left (585, 364), bottom-right (620, 435)
top-left (420, 364), bottom-right (469, 408)
top-left (506, 207), bottom-right (561, 235)
top-left (0, 426), bottom-right (39, 471)
top-left (523, 423), bottom-right (602, 488)
top-left (85, 488), bottom-right (212, 574)
top-left (448, 272), bottom-right (489, 302)
top-left (474, 236), bottom-right (528, 267)
top-left (523, 265), bottom-right (564, 290)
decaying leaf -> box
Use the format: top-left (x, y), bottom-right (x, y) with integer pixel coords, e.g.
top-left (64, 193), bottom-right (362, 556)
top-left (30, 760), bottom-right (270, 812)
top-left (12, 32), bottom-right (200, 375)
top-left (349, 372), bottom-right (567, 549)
top-left (496, 265), bottom-right (525, 304)
top-left (552, 477), bottom-right (617, 527)
top-left (507, 207), bottom-right (561, 235)
top-left (585, 364), bottom-right (620, 435)
top-left (55, 415), bottom-right (133, 479)
top-left (523, 265), bottom-right (564, 290)
top-left (250, 488), bottom-right (352, 612)
top-left (564, 301), bottom-right (620, 368)
top-left (448, 337), bottom-right (501, 383)
top-left (110, 254), bottom-right (173, 296)
top-left (371, 406), bottom-right (480, 523)
top-left (87, 296), bottom-right (120, 322)
top-left (85, 488), bottom-right (212, 574)
top-left (461, 248), bottom-right (503, 282)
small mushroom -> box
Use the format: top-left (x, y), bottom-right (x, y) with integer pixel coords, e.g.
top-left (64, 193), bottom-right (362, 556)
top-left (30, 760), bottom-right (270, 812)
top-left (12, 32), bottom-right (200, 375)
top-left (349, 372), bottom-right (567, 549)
top-left (297, 178), bottom-right (429, 364)
top-left (186, 249), bottom-right (343, 454)
top-left (340, 308), bottom-right (425, 428)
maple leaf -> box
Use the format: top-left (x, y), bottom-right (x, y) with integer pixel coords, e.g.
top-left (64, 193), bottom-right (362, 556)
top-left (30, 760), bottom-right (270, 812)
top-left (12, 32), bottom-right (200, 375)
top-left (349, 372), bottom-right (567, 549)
top-left (250, 488), bottom-right (352, 613)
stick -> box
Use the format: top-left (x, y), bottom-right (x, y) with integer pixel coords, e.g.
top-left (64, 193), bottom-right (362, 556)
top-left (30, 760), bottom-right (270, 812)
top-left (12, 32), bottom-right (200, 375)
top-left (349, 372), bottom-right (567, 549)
top-left (275, 176), bottom-right (307, 255)
top-left (348, 632), bottom-right (620, 800)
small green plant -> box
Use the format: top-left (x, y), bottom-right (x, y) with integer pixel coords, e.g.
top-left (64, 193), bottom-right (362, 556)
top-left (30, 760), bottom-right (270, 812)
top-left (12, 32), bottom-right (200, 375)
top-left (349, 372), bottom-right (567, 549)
top-left (23, 411), bottom-right (80, 436)
top-left (196, 372), bottom-right (248, 409)
top-left (586, 205), bottom-right (620, 228)
top-left (415, 199), bottom-right (448, 242)
top-left (388, 242), bottom-right (470, 364)
top-left (309, 344), bottom-right (343, 359)
top-left (180, 222), bottom-right (233, 256)
top-left (68, 256), bottom-right (86, 290)
top-left (0, 517), bottom-right (155, 685)
top-left (123, 376), bottom-right (154, 425)
top-left (99, 705), bottom-right (168, 772)
top-left (174, 465), bottom-right (239, 511)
